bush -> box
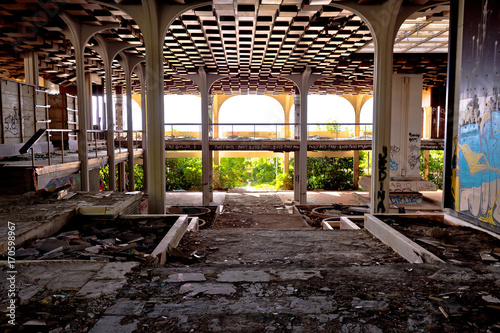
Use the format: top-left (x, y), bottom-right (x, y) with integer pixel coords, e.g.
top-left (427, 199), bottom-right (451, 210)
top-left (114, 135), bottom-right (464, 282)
top-left (276, 171), bottom-right (294, 190)
top-left (249, 158), bottom-right (279, 185)
top-left (307, 157), bottom-right (357, 190)
top-left (420, 150), bottom-right (444, 189)
top-left (214, 158), bottom-right (249, 190)
top-left (165, 158), bottom-right (202, 191)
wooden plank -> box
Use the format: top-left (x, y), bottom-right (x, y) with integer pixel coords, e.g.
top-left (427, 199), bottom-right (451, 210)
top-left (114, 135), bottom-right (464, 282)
top-left (151, 215), bottom-right (189, 265)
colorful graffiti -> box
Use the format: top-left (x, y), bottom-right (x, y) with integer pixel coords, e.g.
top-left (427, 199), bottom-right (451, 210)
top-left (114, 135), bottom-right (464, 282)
top-left (45, 173), bottom-right (81, 192)
top-left (458, 0), bottom-right (500, 230)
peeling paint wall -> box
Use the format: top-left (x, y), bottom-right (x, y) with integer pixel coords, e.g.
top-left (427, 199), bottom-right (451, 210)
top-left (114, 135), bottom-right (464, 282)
top-left (458, 0), bottom-right (500, 230)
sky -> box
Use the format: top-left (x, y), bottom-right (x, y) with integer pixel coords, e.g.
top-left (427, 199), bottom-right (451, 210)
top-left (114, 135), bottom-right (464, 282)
top-left (93, 95), bottom-right (374, 131)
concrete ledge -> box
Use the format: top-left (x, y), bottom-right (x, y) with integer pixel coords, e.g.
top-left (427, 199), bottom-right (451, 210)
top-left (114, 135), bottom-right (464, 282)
top-left (0, 210), bottom-right (75, 254)
top-left (187, 217), bottom-right (199, 232)
top-left (364, 214), bottom-right (444, 264)
top-left (151, 215), bottom-right (189, 265)
top-left (77, 192), bottom-right (142, 217)
top-left (340, 216), bottom-right (362, 230)
top-left (321, 218), bottom-right (340, 230)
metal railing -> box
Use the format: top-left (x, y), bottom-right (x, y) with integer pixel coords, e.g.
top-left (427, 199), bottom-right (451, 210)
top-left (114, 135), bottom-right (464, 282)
top-left (19, 128), bottom-right (145, 168)
top-left (306, 123), bottom-right (373, 140)
top-left (113, 130), bottom-right (143, 153)
top-left (163, 122), bottom-right (373, 140)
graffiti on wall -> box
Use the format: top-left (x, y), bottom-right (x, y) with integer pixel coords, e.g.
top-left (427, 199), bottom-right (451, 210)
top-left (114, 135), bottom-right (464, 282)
top-left (45, 173), bottom-right (81, 192)
top-left (458, 0), bottom-right (500, 229)
top-left (377, 146), bottom-right (388, 213)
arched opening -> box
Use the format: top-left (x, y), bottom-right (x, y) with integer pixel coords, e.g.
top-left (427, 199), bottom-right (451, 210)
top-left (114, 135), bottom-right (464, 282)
top-left (218, 95), bottom-right (285, 139)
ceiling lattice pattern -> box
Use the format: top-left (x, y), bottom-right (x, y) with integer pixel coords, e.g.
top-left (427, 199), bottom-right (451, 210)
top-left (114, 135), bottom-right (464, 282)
top-left (0, 0), bottom-right (449, 95)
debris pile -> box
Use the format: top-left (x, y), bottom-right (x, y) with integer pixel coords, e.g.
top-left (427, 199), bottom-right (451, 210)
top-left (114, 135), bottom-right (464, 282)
top-left (7, 217), bottom-right (185, 262)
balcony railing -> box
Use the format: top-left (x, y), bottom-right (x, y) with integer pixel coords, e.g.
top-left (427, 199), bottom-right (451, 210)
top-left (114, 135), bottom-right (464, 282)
top-left (163, 122), bottom-right (373, 141)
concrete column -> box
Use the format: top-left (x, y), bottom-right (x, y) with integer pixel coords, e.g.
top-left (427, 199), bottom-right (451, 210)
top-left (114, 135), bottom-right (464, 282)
top-left (91, 37), bottom-right (133, 192)
top-left (125, 69), bottom-right (134, 191)
top-left (293, 94), bottom-right (301, 201)
top-left (115, 86), bottom-right (123, 131)
top-left (118, 162), bottom-right (126, 191)
top-left (85, 73), bottom-right (93, 137)
top-left (200, 69), bottom-right (212, 206)
top-left (443, 0), bottom-right (463, 209)
top-left (289, 68), bottom-right (318, 204)
top-left (293, 151), bottom-right (300, 201)
top-left (118, 53), bottom-right (143, 192)
top-left (144, 24), bottom-right (166, 213)
top-left (61, 13), bottom-right (120, 192)
top-left (342, 94), bottom-right (372, 189)
top-left (74, 48), bottom-right (90, 191)
top-left (212, 96), bottom-right (219, 166)
top-left (136, 63), bottom-right (148, 194)
top-left (371, 29), bottom-right (394, 213)
top-left (104, 67), bottom-right (116, 191)
top-left (299, 81), bottom-right (308, 204)
top-left (23, 51), bottom-right (39, 86)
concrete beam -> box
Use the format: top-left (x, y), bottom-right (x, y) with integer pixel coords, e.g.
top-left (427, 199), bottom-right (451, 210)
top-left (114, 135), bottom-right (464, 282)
top-left (364, 214), bottom-right (444, 264)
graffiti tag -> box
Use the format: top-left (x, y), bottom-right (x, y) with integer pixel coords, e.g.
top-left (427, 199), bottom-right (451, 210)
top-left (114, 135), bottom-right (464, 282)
top-left (377, 146), bottom-right (388, 213)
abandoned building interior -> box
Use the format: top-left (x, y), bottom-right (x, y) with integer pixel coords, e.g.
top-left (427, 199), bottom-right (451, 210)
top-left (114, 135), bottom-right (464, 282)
top-left (1, 0), bottom-right (500, 331)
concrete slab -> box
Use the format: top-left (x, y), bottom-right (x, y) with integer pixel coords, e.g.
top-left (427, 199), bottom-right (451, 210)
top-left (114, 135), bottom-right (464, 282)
top-left (76, 279), bottom-right (127, 298)
top-left (93, 262), bottom-right (139, 280)
top-left (272, 270), bottom-right (322, 281)
top-left (89, 315), bottom-right (138, 333)
top-left (104, 299), bottom-right (145, 316)
top-left (179, 282), bottom-right (236, 296)
top-left (47, 270), bottom-right (95, 290)
top-left (165, 272), bottom-right (207, 283)
top-left (165, 191), bottom-right (226, 206)
top-left (217, 270), bottom-right (271, 283)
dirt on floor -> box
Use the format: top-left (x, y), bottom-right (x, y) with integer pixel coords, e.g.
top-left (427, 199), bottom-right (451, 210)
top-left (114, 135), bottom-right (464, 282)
top-left (379, 216), bottom-right (500, 268)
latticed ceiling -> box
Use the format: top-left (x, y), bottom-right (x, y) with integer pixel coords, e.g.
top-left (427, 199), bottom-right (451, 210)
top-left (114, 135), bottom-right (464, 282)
top-left (0, 0), bottom-right (449, 95)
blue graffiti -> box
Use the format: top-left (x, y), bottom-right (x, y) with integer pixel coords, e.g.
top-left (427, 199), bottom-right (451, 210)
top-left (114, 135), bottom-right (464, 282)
top-left (390, 158), bottom-right (399, 171)
top-left (389, 193), bottom-right (423, 205)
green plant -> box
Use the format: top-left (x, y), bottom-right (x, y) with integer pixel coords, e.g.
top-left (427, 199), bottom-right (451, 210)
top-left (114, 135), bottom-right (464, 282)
top-left (213, 158), bottom-right (249, 190)
top-left (307, 157), bottom-right (357, 190)
top-left (165, 158), bottom-right (202, 191)
top-left (420, 150), bottom-right (444, 189)
top-left (276, 171), bottom-right (294, 190)
top-left (249, 158), bottom-right (280, 185)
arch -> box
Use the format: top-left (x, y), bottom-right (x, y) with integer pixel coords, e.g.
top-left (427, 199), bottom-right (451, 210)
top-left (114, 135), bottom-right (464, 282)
top-left (360, 97), bottom-right (374, 124)
top-left (218, 95), bottom-right (285, 138)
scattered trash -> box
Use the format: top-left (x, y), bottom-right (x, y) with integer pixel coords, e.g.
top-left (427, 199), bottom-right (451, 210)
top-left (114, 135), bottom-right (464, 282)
top-left (482, 295), bottom-right (500, 304)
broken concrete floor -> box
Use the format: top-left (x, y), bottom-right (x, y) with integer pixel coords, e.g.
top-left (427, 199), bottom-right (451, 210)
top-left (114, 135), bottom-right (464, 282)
top-left (1, 191), bottom-right (500, 332)
top-left (2, 229), bottom-right (500, 332)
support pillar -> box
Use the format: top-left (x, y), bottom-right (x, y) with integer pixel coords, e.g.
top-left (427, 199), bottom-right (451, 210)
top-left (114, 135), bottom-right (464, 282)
top-left (200, 70), bottom-right (212, 206)
top-left (91, 37), bottom-right (132, 192)
top-left (188, 69), bottom-right (218, 206)
top-left (74, 48), bottom-right (90, 191)
top-left (136, 63), bottom-right (148, 194)
top-left (119, 53), bottom-right (143, 192)
top-left (289, 68), bottom-right (319, 204)
top-left (144, 20), bottom-right (166, 213)
top-left (342, 94), bottom-right (372, 189)
top-left (61, 14), bottom-right (120, 192)
top-left (23, 51), bottom-right (39, 86)
top-left (293, 94), bottom-right (301, 201)
top-left (118, 162), bottom-right (126, 191)
top-left (443, 0), bottom-right (463, 209)
top-left (85, 72), bottom-right (93, 139)
top-left (102, 0), bottom-right (222, 212)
